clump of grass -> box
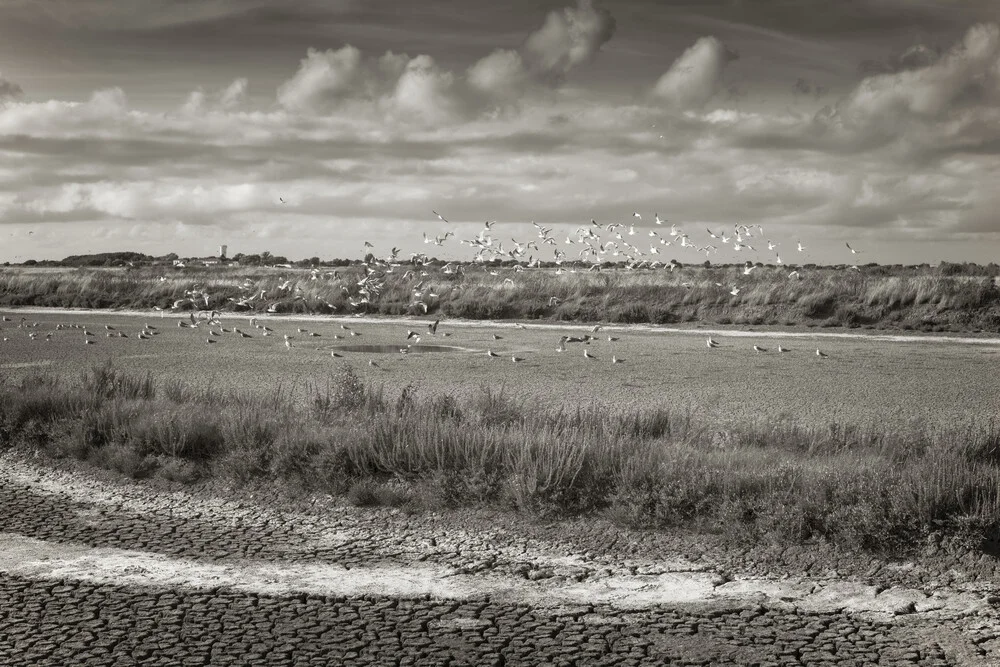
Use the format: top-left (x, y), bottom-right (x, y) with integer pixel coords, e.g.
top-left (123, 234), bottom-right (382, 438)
top-left (4, 363), bottom-right (1000, 556)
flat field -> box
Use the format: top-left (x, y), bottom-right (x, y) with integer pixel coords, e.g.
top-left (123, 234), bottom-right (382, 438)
top-left (2, 308), bottom-right (999, 431)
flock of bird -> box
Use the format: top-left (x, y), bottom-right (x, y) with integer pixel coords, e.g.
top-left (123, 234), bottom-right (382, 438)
top-left (0, 313), bottom-right (832, 362)
top-left (126, 209), bottom-right (869, 321)
top-left (295, 209), bottom-right (868, 314)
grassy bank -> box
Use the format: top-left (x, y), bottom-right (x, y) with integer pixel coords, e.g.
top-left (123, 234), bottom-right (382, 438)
top-left (3, 363), bottom-right (1000, 556)
top-left (1, 264), bottom-right (999, 332)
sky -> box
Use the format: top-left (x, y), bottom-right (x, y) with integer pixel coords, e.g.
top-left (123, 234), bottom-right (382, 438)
top-left (1, 0), bottom-right (999, 265)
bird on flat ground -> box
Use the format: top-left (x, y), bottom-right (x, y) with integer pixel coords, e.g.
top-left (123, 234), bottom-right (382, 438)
top-left (487, 349), bottom-right (499, 357)
top-left (492, 334), bottom-right (502, 340)
top-left (777, 345), bottom-right (789, 353)
top-left (207, 338), bottom-right (216, 344)
top-left (612, 355), bottom-right (624, 364)
top-left (707, 338), bottom-right (720, 348)
top-left (298, 328), bottom-right (308, 333)
top-left (341, 324), bottom-right (351, 330)
top-left (369, 359), bottom-right (379, 367)
top-left (331, 352), bottom-right (343, 358)
top-left (351, 331), bottom-right (362, 336)
top-left (753, 345), bottom-right (767, 354)
top-left (816, 349), bottom-right (828, 358)
top-left (429, 319), bottom-right (439, 334)
top-left (607, 336), bottom-right (619, 342)
top-left (584, 349), bottom-right (596, 359)
top-left (511, 355), bottom-right (524, 363)
top-left (84, 339), bottom-right (95, 345)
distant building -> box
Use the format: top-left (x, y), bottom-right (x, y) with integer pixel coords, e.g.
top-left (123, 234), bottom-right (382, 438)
top-left (219, 244), bottom-right (228, 259)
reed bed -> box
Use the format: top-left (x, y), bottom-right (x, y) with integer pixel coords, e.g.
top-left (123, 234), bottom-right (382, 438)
top-left (1, 264), bottom-right (998, 331)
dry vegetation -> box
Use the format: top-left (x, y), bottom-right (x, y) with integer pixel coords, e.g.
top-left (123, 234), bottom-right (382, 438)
top-left (1, 263), bottom-right (999, 332)
top-left (3, 363), bottom-right (1000, 556)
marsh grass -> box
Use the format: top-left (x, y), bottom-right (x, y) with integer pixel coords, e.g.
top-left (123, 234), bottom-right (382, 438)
top-left (3, 363), bottom-right (1000, 555)
top-left (2, 264), bottom-right (999, 331)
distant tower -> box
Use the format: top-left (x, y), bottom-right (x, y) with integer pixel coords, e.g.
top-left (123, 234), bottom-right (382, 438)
top-left (219, 244), bottom-right (228, 259)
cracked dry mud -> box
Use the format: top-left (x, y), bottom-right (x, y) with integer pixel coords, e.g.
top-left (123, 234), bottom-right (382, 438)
top-left (2, 455), bottom-right (1000, 666)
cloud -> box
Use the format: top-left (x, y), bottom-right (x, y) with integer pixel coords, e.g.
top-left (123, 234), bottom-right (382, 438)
top-left (276, 45), bottom-right (371, 112)
top-left (386, 55), bottom-right (463, 124)
top-left (651, 36), bottom-right (739, 110)
top-left (858, 43), bottom-right (943, 76)
top-left (219, 77), bottom-right (248, 110)
top-left (0, 72), bottom-right (22, 100)
top-left (834, 23), bottom-right (999, 128)
top-left (523, 0), bottom-right (616, 80)
top-left (182, 77), bottom-right (249, 113)
top-left (467, 48), bottom-right (530, 103)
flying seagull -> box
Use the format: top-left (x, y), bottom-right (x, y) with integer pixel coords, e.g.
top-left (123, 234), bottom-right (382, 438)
top-left (432, 210), bottom-right (449, 223)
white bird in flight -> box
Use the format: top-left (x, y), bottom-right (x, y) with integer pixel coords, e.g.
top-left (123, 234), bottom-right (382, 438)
top-left (432, 210), bottom-right (449, 223)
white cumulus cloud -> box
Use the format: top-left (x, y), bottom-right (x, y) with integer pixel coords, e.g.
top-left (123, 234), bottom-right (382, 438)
top-left (652, 36), bottom-right (739, 110)
top-left (276, 45), bottom-right (371, 113)
top-left (523, 0), bottom-right (616, 80)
